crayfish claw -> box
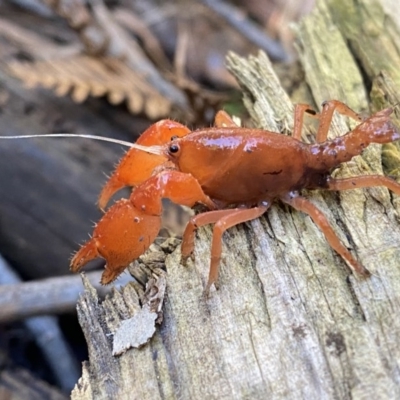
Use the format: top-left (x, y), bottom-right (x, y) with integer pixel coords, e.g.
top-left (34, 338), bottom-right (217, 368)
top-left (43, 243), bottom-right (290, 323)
top-left (98, 174), bottom-right (125, 211)
top-left (70, 239), bottom-right (99, 273)
top-left (100, 265), bottom-right (127, 285)
top-left (71, 199), bottom-right (162, 285)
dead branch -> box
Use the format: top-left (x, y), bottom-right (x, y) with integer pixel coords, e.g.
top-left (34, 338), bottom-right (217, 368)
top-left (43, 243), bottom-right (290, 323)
top-left (112, 8), bottom-right (171, 70)
top-left (43, 0), bottom-right (188, 110)
top-left (0, 17), bottom-right (81, 60)
top-left (0, 368), bottom-right (68, 399)
top-left (0, 254), bottom-right (81, 392)
top-left (200, 0), bottom-right (289, 61)
top-left (0, 265), bottom-right (131, 323)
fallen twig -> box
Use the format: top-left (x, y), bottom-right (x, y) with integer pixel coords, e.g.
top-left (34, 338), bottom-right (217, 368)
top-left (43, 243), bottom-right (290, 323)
top-left (200, 0), bottom-right (289, 62)
top-left (0, 261), bottom-right (131, 322)
top-left (0, 17), bottom-right (81, 61)
top-left (43, 0), bottom-right (188, 110)
top-left (113, 7), bottom-right (171, 70)
top-left (0, 254), bottom-right (83, 391)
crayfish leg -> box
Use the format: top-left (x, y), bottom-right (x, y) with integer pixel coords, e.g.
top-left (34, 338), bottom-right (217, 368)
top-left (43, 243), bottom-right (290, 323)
top-left (181, 209), bottom-right (239, 263)
top-left (282, 194), bottom-right (370, 277)
top-left (316, 100), bottom-right (362, 143)
top-left (291, 101), bottom-right (362, 142)
top-left (181, 206), bottom-right (269, 296)
top-left (292, 104), bottom-right (320, 140)
top-left (71, 199), bottom-right (161, 284)
top-left (205, 206), bottom-right (269, 294)
top-left (327, 175), bottom-right (400, 196)
top-left (98, 120), bottom-right (190, 210)
top-left (214, 110), bottom-right (239, 128)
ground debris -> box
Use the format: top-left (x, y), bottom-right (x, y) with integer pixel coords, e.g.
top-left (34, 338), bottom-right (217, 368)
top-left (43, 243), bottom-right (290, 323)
top-left (112, 304), bottom-right (157, 355)
top-left (112, 274), bottom-right (166, 355)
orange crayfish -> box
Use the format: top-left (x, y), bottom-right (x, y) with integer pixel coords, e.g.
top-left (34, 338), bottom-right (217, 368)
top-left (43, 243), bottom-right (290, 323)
top-left (3, 100), bottom-right (400, 294)
top-left (70, 100), bottom-right (400, 292)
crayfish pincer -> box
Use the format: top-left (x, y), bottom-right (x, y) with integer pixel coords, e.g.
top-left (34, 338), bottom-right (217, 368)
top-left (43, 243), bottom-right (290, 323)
top-left (67, 100), bottom-right (400, 294)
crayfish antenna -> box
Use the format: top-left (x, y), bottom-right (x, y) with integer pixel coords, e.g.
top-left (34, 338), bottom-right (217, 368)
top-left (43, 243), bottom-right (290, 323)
top-left (1, 132), bottom-right (166, 211)
top-left (0, 133), bottom-right (165, 155)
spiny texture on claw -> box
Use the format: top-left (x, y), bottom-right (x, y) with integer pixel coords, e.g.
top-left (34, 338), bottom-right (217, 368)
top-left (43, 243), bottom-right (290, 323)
top-left (71, 199), bottom-right (161, 284)
top-left (98, 120), bottom-right (190, 210)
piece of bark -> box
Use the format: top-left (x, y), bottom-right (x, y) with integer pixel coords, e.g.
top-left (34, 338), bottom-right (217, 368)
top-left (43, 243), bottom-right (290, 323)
top-left (72, 0), bottom-right (400, 398)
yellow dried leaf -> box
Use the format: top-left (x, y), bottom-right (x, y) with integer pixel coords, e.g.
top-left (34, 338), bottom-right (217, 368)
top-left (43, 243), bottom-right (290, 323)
top-left (55, 81), bottom-right (71, 97)
top-left (72, 84), bottom-right (90, 103)
top-left (7, 56), bottom-right (172, 119)
top-left (127, 92), bottom-right (144, 114)
top-left (90, 84), bottom-right (107, 97)
top-left (108, 90), bottom-right (125, 105)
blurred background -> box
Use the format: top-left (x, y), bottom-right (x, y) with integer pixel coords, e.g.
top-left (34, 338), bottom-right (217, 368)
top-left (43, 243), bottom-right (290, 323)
top-left (0, 0), bottom-right (314, 396)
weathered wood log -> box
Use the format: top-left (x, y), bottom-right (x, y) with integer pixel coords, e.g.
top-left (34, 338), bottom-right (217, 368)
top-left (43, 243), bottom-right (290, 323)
top-left (71, 0), bottom-right (400, 398)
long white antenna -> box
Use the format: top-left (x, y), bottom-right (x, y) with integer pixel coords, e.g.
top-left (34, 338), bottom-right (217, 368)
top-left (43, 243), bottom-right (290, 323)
top-left (0, 133), bottom-right (165, 155)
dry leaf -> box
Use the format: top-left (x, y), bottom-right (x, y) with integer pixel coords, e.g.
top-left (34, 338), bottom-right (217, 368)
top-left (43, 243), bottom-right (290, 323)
top-left (8, 56), bottom-right (172, 119)
top-left (112, 274), bottom-right (167, 356)
top-left (112, 305), bottom-right (157, 356)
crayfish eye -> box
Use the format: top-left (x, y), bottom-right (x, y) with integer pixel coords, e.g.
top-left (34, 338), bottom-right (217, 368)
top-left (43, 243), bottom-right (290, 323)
top-left (169, 143), bottom-right (180, 154)
top-left (170, 135), bottom-right (178, 141)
